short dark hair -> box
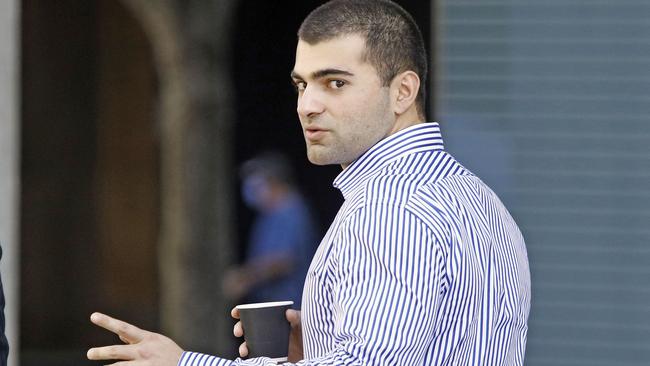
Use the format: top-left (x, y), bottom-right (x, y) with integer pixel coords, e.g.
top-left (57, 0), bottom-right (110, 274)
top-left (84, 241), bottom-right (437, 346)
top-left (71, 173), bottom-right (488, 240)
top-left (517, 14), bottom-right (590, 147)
top-left (298, 0), bottom-right (428, 118)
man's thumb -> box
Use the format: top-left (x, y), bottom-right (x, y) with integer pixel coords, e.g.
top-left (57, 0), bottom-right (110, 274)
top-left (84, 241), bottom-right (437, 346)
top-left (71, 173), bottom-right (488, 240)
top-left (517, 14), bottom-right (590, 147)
top-left (286, 309), bottom-right (301, 326)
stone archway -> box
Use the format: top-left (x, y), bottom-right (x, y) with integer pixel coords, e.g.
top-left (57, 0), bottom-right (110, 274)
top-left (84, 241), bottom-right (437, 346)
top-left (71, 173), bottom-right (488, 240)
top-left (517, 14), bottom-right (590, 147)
top-left (119, 0), bottom-right (237, 355)
top-left (20, 0), bottom-right (237, 362)
top-left (19, 0), bottom-right (165, 361)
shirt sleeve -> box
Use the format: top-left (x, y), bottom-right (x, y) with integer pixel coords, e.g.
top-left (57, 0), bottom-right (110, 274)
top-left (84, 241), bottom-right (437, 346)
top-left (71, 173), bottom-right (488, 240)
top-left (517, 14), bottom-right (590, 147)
top-left (178, 352), bottom-right (276, 366)
top-left (180, 203), bottom-right (445, 366)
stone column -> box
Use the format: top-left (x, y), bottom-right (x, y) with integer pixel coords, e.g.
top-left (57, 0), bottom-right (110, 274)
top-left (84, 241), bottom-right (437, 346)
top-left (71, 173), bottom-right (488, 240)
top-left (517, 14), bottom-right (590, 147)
top-left (0, 0), bottom-right (20, 365)
top-left (120, 0), bottom-right (237, 355)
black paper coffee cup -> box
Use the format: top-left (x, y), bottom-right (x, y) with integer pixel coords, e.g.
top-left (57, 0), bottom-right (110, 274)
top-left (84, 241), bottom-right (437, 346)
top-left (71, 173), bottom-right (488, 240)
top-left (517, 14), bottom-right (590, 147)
top-left (236, 301), bottom-right (294, 362)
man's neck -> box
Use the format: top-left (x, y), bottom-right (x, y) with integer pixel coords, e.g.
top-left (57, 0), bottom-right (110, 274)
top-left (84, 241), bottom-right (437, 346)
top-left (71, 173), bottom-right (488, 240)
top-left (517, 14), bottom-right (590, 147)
top-left (389, 107), bottom-right (425, 136)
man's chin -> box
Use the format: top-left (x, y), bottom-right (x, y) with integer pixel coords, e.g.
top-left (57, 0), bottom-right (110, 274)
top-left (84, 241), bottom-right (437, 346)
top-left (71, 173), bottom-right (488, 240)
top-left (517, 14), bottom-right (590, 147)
top-left (307, 155), bottom-right (331, 166)
top-left (306, 148), bottom-right (335, 166)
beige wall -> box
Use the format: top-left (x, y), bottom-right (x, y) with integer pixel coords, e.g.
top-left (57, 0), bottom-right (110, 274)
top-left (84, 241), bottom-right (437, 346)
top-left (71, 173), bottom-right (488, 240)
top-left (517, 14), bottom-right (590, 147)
top-left (0, 0), bottom-right (20, 365)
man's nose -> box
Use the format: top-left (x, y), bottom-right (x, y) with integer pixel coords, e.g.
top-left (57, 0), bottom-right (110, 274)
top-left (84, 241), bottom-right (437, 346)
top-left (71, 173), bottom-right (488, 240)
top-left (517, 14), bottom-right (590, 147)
top-left (297, 87), bottom-right (325, 118)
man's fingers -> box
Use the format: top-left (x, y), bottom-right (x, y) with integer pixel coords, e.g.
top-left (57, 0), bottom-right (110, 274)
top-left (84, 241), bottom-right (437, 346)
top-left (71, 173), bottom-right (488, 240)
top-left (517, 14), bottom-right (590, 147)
top-left (238, 341), bottom-right (249, 358)
top-left (232, 308), bottom-right (247, 357)
top-left (87, 344), bottom-right (137, 361)
top-left (231, 307), bottom-right (240, 319)
top-left (233, 321), bottom-right (243, 337)
top-left (286, 309), bottom-right (301, 327)
top-left (90, 312), bottom-right (146, 344)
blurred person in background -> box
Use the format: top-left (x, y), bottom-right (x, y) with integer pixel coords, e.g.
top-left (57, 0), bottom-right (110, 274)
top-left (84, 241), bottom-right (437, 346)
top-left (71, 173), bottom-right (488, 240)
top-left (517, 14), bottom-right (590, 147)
top-left (222, 152), bottom-right (318, 307)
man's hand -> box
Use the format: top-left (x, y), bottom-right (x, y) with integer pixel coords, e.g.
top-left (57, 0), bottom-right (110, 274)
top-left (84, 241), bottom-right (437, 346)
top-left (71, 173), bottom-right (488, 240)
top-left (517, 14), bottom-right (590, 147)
top-left (87, 312), bottom-right (183, 366)
top-left (286, 309), bottom-right (303, 362)
top-left (231, 307), bottom-right (304, 362)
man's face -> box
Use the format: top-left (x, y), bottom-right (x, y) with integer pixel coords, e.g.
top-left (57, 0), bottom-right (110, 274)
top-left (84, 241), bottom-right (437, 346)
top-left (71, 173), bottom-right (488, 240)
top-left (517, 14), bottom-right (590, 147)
top-left (291, 34), bottom-right (396, 167)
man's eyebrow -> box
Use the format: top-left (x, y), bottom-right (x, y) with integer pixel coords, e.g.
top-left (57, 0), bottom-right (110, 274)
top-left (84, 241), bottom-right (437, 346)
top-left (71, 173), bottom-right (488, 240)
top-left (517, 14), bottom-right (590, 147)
top-left (290, 68), bottom-right (354, 81)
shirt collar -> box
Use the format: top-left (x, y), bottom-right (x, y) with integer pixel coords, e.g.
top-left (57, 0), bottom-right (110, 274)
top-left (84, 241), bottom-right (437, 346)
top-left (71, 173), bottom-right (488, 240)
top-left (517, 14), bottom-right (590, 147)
top-left (333, 122), bottom-right (445, 199)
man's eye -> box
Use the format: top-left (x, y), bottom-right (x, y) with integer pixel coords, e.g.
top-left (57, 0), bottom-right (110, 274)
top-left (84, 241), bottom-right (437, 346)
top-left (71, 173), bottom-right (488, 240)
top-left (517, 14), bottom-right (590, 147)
top-left (328, 80), bottom-right (346, 89)
top-left (294, 81), bottom-right (306, 92)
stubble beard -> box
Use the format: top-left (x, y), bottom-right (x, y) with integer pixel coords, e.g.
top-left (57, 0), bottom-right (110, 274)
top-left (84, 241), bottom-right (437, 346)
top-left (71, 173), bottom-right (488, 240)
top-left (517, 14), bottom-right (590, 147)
top-left (303, 90), bottom-right (393, 167)
top-left (304, 138), bottom-right (345, 166)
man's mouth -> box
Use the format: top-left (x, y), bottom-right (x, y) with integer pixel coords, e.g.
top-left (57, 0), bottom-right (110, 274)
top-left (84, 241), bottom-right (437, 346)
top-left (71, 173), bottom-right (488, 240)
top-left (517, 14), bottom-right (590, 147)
top-left (305, 127), bottom-right (328, 141)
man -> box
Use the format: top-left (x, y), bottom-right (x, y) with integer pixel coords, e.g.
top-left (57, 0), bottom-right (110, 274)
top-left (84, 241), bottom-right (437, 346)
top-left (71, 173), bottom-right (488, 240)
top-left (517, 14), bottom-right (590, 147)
top-left (222, 152), bottom-right (318, 307)
top-left (87, 1), bottom-right (531, 365)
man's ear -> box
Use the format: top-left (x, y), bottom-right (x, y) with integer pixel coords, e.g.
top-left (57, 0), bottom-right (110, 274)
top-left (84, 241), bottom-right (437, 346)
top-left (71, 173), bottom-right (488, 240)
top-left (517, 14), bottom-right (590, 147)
top-left (391, 70), bottom-right (420, 115)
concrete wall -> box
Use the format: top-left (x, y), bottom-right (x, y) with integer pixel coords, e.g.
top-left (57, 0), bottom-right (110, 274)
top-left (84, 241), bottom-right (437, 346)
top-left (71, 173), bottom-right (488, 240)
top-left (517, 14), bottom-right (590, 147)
top-left (0, 0), bottom-right (20, 365)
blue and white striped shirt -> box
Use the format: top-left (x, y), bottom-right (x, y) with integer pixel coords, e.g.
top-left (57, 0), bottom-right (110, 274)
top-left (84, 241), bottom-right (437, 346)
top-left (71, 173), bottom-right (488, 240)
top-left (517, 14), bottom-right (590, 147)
top-left (180, 122), bottom-right (531, 366)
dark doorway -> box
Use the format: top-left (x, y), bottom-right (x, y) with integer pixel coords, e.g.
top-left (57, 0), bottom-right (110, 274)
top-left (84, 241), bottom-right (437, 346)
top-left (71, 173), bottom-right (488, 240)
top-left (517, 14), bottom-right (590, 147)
top-left (20, 0), bottom-right (160, 364)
